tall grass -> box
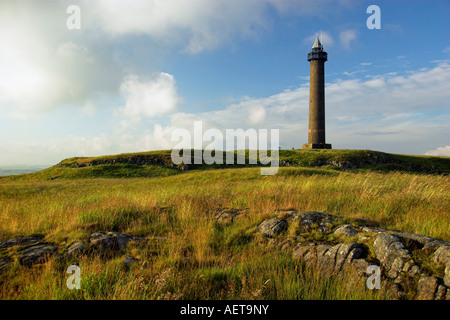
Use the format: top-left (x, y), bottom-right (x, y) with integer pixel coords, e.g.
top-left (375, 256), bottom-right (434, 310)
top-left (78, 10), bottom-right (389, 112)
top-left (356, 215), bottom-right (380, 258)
top-left (0, 167), bottom-right (448, 299)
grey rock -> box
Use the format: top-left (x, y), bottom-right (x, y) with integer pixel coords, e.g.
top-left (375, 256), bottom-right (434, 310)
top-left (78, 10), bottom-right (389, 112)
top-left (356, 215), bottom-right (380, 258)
top-left (408, 265), bottom-right (421, 278)
top-left (20, 243), bottom-right (58, 266)
top-left (123, 256), bottom-right (139, 270)
top-left (296, 211), bottom-right (336, 224)
top-left (422, 240), bottom-right (447, 255)
top-left (361, 226), bottom-right (387, 233)
top-left (432, 245), bottom-right (450, 287)
top-left (215, 208), bottom-right (248, 224)
top-left (89, 232), bottom-right (137, 252)
top-left (0, 256), bottom-right (12, 274)
top-left (258, 218), bottom-right (287, 238)
top-left (334, 224), bottom-right (358, 236)
top-left (350, 259), bottom-right (371, 276)
top-left (67, 242), bottom-right (85, 256)
top-left (0, 234), bottom-right (44, 250)
top-left (293, 211), bottom-right (338, 232)
top-left (292, 243), bottom-right (316, 260)
top-left (388, 283), bottom-right (404, 300)
top-left (319, 243), bottom-right (366, 273)
top-left (390, 231), bottom-right (448, 250)
top-left (435, 285), bottom-right (447, 300)
top-left (416, 276), bottom-right (439, 300)
top-left (373, 233), bottom-right (414, 279)
top-left (303, 244), bottom-right (332, 265)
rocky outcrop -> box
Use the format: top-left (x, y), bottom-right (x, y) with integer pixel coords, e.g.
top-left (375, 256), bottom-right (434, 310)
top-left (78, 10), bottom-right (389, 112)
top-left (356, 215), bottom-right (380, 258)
top-left (258, 218), bottom-right (288, 238)
top-left (0, 256), bottom-right (12, 274)
top-left (66, 242), bottom-right (85, 257)
top-left (292, 242), bottom-right (367, 275)
top-left (0, 235), bottom-right (44, 249)
top-left (89, 232), bottom-right (140, 252)
top-left (0, 231), bottom-right (144, 269)
top-left (215, 208), bottom-right (248, 224)
top-left (59, 155), bottom-right (175, 168)
top-left (416, 276), bottom-right (439, 300)
top-left (258, 209), bottom-right (450, 300)
top-left (432, 246), bottom-right (450, 287)
top-left (20, 243), bottom-right (58, 267)
top-left (334, 224), bottom-right (358, 236)
top-left (373, 233), bottom-right (418, 279)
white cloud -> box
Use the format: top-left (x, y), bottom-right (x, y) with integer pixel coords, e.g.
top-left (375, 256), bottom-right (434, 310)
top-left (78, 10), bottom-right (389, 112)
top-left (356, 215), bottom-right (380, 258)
top-left (425, 146), bottom-right (450, 157)
top-left (305, 31), bottom-right (334, 47)
top-left (0, 2), bottom-right (123, 118)
top-left (117, 73), bottom-right (180, 122)
top-left (247, 105), bottom-right (267, 125)
top-left (89, 0), bottom-right (348, 54)
top-left (340, 29), bottom-right (356, 50)
top-left (88, 0), bottom-right (272, 54)
top-left (0, 0), bottom-right (349, 120)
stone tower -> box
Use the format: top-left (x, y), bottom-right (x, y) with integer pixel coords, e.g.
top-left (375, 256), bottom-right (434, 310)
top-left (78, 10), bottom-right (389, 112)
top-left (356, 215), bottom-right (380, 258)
top-left (302, 36), bottom-right (332, 149)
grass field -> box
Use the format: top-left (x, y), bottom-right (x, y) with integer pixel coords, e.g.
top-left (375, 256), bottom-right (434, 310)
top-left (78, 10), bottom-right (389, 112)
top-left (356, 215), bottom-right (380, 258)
top-left (0, 150), bottom-right (449, 299)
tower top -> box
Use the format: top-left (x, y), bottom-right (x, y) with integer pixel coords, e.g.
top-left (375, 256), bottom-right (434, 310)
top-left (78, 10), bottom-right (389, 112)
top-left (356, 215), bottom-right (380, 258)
top-left (312, 35), bottom-right (323, 51)
top-left (308, 35), bottom-right (327, 61)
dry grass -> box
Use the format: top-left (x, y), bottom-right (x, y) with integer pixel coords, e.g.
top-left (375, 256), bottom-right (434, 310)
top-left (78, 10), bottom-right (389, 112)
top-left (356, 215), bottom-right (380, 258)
top-left (0, 166), bottom-right (448, 299)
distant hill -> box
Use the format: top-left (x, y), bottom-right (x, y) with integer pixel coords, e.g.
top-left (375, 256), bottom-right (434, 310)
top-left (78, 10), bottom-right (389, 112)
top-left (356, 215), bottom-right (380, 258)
top-left (1, 149), bottom-right (448, 181)
top-left (0, 165), bottom-right (50, 177)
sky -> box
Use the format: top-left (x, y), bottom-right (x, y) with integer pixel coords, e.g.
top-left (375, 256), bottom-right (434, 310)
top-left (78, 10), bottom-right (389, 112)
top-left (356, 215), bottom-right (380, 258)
top-left (0, 0), bottom-right (449, 166)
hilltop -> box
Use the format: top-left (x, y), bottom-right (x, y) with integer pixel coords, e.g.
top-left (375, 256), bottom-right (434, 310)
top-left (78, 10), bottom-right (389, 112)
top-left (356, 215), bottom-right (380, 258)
top-left (0, 148), bottom-right (449, 300)
top-left (1, 149), bottom-right (449, 181)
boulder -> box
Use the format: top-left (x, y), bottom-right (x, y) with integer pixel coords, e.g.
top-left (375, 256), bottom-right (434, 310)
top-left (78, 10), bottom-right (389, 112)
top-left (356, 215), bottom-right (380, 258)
top-left (20, 243), bottom-right (58, 266)
top-left (0, 256), bottom-right (12, 274)
top-left (435, 285), bottom-right (448, 300)
top-left (215, 208), bottom-right (248, 224)
top-left (292, 211), bottom-right (337, 233)
top-left (319, 243), bottom-right (366, 273)
top-left (258, 218), bottom-right (287, 238)
top-left (89, 232), bottom-right (137, 252)
top-left (416, 276), bottom-right (439, 300)
top-left (388, 283), bottom-right (404, 300)
top-left (292, 243), bottom-right (316, 260)
top-left (123, 256), bottom-right (139, 270)
top-left (432, 245), bottom-right (450, 287)
top-left (67, 242), bottom-right (85, 256)
top-left (422, 240), bottom-right (447, 255)
top-left (303, 244), bottom-right (332, 265)
top-left (334, 224), bottom-right (358, 236)
top-left (361, 226), bottom-right (387, 233)
top-left (0, 235), bottom-right (44, 250)
top-left (373, 233), bottom-right (415, 279)
top-left (391, 231), bottom-right (448, 251)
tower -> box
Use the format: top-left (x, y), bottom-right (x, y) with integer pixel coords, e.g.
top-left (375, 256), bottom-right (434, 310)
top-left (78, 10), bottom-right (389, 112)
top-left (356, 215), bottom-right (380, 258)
top-left (302, 36), bottom-right (332, 149)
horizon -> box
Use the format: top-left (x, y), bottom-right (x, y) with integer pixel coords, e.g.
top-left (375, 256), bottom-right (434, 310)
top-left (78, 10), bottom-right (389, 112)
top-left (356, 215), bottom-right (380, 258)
top-left (1, 0), bottom-right (449, 166)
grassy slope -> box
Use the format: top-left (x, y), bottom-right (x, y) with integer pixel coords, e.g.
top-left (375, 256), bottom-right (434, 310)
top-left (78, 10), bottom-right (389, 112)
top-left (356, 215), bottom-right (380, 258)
top-left (1, 149), bottom-right (449, 182)
top-left (0, 149), bottom-right (449, 299)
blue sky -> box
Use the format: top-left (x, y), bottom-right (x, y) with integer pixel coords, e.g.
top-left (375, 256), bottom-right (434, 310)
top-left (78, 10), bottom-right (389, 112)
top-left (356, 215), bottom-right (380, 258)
top-left (0, 0), bottom-right (449, 166)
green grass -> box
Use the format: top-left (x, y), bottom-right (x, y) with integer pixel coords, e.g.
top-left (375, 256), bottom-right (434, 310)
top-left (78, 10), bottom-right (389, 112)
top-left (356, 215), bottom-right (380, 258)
top-left (0, 149), bottom-right (449, 300)
top-left (2, 149), bottom-right (448, 183)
